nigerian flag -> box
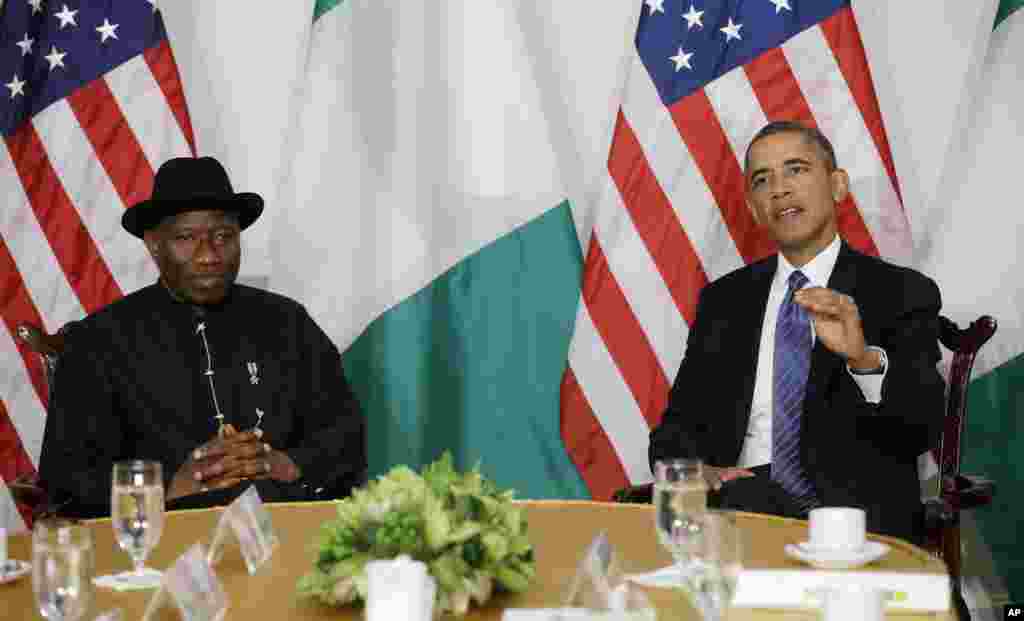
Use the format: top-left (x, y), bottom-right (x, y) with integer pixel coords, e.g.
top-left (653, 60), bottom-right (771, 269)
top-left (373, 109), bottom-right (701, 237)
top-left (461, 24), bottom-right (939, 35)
top-left (916, 0), bottom-right (1024, 603)
top-left (269, 0), bottom-right (637, 499)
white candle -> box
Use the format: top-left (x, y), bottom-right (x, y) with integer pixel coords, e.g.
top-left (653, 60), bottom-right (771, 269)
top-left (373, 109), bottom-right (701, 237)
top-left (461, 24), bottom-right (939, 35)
top-left (365, 556), bottom-right (433, 621)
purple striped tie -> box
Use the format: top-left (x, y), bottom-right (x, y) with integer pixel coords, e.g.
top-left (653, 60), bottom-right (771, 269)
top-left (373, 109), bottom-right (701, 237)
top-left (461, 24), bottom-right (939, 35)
top-left (771, 270), bottom-right (819, 512)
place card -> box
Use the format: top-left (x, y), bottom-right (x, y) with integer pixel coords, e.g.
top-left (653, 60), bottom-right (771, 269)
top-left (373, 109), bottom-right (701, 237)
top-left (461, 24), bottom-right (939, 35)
top-left (561, 532), bottom-right (653, 617)
top-left (502, 609), bottom-right (655, 620)
top-left (563, 531), bottom-right (614, 608)
top-left (207, 485), bottom-right (278, 574)
top-left (142, 544), bottom-right (228, 621)
top-left (731, 568), bottom-right (950, 611)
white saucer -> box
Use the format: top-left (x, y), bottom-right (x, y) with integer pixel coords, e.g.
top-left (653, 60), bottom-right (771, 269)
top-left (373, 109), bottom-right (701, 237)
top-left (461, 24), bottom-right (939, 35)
top-left (783, 541), bottom-right (890, 570)
top-left (0, 559), bottom-right (31, 584)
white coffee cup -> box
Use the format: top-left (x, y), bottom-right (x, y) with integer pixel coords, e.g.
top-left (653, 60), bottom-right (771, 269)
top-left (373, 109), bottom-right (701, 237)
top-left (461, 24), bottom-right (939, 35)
top-left (808, 507), bottom-right (866, 552)
top-left (821, 584), bottom-right (887, 621)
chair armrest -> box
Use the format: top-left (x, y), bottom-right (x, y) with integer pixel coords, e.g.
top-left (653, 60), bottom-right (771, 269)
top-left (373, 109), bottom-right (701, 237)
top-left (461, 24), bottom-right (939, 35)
top-left (925, 474), bottom-right (996, 526)
top-left (8, 473), bottom-right (61, 520)
top-left (945, 474), bottom-right (995, 511)
top-left (612, 482), bottom-right (653, 504)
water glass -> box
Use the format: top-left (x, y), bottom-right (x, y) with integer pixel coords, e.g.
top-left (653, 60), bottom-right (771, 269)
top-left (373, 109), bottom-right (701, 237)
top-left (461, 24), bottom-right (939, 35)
top-left (32, 520), bottom-right (94, 621)
top-left (653, 458), bottom-right (708, 567)
top-left (685, 511), bottom-right (743, 621)
top-left (111, 460), bottom-right (165, 575)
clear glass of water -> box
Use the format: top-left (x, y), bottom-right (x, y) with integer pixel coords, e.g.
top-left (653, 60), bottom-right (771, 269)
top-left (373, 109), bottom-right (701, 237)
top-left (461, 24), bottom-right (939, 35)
top-left (653, 458), bottom-right (708, 575)
top-left (32, 520), bottom-right (94, 621)
top-left (111, 460), bottom-right (165, 575)
top-left (684, 510), bottom-right (743, 621)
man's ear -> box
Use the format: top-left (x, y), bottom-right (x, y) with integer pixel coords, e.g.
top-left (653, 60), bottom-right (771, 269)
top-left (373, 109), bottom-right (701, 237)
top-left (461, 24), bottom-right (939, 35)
top-left (830, 168), bottom-right (850, 204)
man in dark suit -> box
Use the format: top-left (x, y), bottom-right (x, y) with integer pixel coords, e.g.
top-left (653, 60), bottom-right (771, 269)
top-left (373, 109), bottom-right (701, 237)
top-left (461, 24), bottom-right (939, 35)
top-left (649, 121), bottom-right (944, 543)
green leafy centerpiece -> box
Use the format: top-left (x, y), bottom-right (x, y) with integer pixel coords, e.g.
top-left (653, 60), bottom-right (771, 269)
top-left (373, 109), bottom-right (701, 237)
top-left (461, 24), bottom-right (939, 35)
top-left (298, 454), bottom-right (535, 616)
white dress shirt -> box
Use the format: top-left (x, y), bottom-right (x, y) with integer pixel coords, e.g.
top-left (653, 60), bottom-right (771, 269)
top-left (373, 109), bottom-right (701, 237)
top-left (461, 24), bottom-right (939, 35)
top-left (736, 236), bottom-right (887, 468)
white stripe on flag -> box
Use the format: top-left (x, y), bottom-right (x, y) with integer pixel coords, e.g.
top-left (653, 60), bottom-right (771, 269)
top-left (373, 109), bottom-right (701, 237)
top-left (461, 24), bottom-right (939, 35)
top-left (704, 65), bottom-right (770, 187)
top-left (784, 27), bottom-right (912, 264)
top-left (594, 175), bottom-right (688, 379)
top-left (105, 55), bottom-right (193, 174)
top-left (0, 332), bottom-right (47, 467)
top-left (0, 146), bottom-right (82, 333)
top-left (623, 55), bottom-right (744, 283)
top-left (32, 101), bottom-right (157, 297)
top-left (569, 299), bottom-right (654, 485)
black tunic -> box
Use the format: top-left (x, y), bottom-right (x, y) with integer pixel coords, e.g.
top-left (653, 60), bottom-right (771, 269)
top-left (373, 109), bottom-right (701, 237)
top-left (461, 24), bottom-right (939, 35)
top-left (38, 283), bottom-right (365, 518)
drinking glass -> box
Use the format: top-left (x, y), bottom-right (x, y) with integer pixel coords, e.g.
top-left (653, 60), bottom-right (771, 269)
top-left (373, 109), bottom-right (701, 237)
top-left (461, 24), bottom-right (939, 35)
top-left (684, 511), bottom-right (743, 621)
top-left (32, 520), bottom-right (94, 621)
top-left (653, 458), bottom-right (708, 575)
top-left (111, 460), bottom-right (165, 576)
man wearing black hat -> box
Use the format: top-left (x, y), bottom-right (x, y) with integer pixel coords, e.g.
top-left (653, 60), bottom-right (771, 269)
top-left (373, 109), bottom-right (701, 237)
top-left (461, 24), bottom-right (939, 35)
top-left (38, 157), bottom-right (365, 518)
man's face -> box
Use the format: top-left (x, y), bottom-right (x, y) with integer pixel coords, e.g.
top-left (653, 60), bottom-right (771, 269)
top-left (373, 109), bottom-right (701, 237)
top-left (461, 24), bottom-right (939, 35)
top-left (745, 131), bottom-right (848, 262)
top-left (144, 209), bottom-right (242, 305)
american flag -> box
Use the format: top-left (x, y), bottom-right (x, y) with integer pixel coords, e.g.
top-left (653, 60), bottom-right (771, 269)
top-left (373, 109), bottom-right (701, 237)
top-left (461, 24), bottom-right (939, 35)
top-left (1, 0), bottom-right (194, 528)
top-left (560, 0), bottom-right (912, 500)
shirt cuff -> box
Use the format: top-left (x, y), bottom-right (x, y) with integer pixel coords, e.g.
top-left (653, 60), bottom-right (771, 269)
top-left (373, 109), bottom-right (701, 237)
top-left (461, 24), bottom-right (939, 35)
top-left (846, 346), bottom-right (887, 404)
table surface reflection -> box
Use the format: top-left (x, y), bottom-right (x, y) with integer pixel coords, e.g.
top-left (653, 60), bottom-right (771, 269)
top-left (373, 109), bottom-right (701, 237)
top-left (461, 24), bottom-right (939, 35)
top-left (1, 500), bottom-right (952, 620)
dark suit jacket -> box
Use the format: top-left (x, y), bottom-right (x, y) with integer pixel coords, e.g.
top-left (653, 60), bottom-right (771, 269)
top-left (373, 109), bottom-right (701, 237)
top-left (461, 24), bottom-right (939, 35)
top-left (39, 283), bottom-right (366, 519)
top-left (649, 242), bottom-right (945, 542)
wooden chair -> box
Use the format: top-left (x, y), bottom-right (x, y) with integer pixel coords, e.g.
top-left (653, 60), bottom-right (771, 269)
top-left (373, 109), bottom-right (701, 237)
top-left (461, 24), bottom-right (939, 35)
top-left (10, 321), bottom-right (78, 521)
top-left (925, 314), bottom-right (998, 620)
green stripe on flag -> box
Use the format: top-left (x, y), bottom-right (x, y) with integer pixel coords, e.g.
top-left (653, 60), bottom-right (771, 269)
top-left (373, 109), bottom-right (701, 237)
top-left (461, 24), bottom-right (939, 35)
top-left (962, 0), bottom-right (1024, 602)
top-left (314, 0), bottom-right (345, 23)
top-left (342, 201), bottom-right (589, 500)
top-left (963, 354), bottom-right (1024, 600)
top-left (996, 0), bottom-right (1024, 28)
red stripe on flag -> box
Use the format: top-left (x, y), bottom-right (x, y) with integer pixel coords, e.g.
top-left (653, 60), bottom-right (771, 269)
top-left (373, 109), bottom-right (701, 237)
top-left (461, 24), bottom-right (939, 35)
top-left (68, 79), bottom-right (156, 210)
top-left (609, 110), bottom-right (707, 325)
top-left (744, 48), bottom-right (815, 125)
top-left (4, 126), bottom-right (123, 313)
top-left (743, 47), bottom-right (880, 257)
top-left (832, 197), bottom-right (879, 257)
top-left (580, 238), bottom-right (668, 428)
top-left (0, 237), bottom-right (43, 526)
top-left (669, 91), bottom-right (776, 264)
top-left (0, 236), bottom-right (50, 407)
top-left (819, 7), bottom-right (903, 205)
top-left (0, 398), bottom-right (37, 525)
top-left (144, 41), bottom-right (197, 156)
top-left (559, 368), bottom-right (630, 500)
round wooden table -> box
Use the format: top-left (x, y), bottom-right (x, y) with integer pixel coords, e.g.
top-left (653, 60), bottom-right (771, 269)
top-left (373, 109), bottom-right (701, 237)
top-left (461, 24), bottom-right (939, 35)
top-left (1, 500), bottom-right (951, 620)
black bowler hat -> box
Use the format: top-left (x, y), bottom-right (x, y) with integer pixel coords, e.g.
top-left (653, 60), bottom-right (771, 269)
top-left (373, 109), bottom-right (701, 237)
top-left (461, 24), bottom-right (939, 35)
top-left (121, 156), bottom-right (264, 238)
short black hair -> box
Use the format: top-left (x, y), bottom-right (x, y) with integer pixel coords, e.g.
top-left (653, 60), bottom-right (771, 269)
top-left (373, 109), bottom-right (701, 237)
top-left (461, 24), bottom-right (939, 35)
top-left (744, 120), bottom-right (837, 172)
